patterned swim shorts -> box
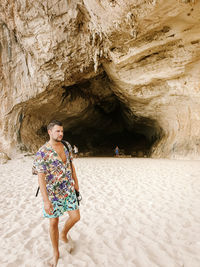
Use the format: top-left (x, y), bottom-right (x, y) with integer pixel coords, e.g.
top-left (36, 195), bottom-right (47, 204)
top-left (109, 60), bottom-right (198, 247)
top-left (43, 191), bottom-right (79, 218)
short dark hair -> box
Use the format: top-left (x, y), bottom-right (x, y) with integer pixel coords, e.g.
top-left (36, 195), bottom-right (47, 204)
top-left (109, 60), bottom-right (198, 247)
top-left (47, 120), bottom-right (63, 131)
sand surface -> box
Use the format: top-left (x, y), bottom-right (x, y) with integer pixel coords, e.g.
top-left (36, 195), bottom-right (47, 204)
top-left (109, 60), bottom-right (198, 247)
top-left (0, 156), bottom-right (200, 267)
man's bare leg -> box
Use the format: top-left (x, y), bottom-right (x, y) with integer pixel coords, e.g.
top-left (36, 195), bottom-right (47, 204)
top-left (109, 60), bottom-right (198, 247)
top-left (49, 217), bottom-right (60, 266)
top-left (60, 209), bottom-right (80, 242)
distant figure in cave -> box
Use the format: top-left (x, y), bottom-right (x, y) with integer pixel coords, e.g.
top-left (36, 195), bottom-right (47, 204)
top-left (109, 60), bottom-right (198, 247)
top-left (114, 146), bottom-right (119, 157)
top-left (73, 145), bottom-right (78, 158)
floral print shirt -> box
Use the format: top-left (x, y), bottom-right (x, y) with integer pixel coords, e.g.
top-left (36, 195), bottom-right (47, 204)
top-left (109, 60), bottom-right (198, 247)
top-left (33, 141), bottom-right (74, 201)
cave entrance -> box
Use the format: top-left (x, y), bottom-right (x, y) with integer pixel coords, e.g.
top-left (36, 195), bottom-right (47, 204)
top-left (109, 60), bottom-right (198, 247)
top-left (60, 73), bottom-right (160, 157)
top-left (64, 122), bottom-right (157, 157)
top-left (22, 72), bottom-right (161, 156)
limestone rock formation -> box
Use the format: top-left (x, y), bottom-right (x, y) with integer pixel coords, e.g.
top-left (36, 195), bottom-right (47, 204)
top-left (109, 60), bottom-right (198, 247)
top-left (0, 152), bottom-right (10, 164)
top-left (0, 0), bottom-right (200, 158)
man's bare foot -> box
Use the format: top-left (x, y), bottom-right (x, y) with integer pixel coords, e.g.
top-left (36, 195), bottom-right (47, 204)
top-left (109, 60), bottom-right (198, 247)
top-left (60, 234), bottom-right (74, 253)
top-left (49, 252), bottom-right (59, 267)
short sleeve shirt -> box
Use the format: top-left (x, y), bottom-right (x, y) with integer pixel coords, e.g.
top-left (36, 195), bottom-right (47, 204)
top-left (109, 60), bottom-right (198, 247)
top-left (33, 141), bottom-right (74, 201)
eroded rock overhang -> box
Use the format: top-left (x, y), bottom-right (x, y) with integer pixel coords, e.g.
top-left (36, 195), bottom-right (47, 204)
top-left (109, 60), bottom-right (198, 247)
top-left (1, 0), bottom-right (200, 158)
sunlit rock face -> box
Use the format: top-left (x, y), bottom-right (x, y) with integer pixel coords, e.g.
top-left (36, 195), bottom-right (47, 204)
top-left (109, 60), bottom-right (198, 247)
top-left (0, 0), bottom-right (200, 158)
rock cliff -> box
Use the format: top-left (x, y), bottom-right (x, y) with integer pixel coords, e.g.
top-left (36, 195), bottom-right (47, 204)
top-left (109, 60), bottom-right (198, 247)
top-left (0, 0), bottom-right (200, 158)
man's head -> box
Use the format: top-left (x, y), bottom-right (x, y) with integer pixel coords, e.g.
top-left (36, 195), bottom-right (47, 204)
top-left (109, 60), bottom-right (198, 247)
top-left (47, 120), bottom-right (63, 142)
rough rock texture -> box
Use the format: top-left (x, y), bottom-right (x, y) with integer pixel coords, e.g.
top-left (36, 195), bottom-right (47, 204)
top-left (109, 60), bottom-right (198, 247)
top-left (0, 152), bottom-right (10, 164)
top-left (0, 0), bottom-right (200, 158)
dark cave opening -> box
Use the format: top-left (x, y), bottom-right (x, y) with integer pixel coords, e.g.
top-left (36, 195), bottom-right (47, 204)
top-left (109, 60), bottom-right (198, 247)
top-left (24, 72), bottom-right (162, 156)
top-left (59, 73), bottom-right (162, 157)
top-left (64, 126), bottom-right (153, 157)
top-left (62, 96), bottom-right (159, 157)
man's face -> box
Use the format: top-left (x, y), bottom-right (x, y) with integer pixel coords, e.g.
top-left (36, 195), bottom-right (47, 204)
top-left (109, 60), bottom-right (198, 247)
top-left (48, 125), bottom-right (64, 142)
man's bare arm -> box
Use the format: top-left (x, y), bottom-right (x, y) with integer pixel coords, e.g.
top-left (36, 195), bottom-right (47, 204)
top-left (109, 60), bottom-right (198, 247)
top-left (71, 162), bottom-right (79, 191)
top-left (38, 173), bottom-right (53, 215)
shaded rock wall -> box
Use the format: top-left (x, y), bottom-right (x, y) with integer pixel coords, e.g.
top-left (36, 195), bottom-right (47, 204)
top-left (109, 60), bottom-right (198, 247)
top-left (0, 0), bottom-right (200, 158)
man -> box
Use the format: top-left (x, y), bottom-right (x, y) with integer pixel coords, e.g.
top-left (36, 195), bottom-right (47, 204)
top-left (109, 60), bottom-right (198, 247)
top-left (114, 146), bottom-right (119, 157)
top-left (33, 120), bottom-right (80, 267)
top-left (73, 145), bottom-right (78, 158)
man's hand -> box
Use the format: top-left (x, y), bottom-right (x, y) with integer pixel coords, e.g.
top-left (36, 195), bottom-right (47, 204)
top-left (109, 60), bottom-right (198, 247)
top-left (38, 173), bottom-right (54, 215)
top-left (44, 200), bottom-right (54, 215)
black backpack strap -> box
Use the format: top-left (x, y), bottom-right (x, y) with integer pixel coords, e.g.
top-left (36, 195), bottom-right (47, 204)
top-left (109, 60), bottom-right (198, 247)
top-left (61, 140), bottom-right (73, 165)
top-left (35, 186), bottom-right (40, 197)
top-left (61, 140), bottom-right (70, 152)
top-left (62, 140), bottom-right (81, 205)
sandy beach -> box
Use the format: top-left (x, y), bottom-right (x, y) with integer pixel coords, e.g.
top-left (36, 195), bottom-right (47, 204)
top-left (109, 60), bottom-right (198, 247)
top-left (0, 156), bottom-right (200, 267)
